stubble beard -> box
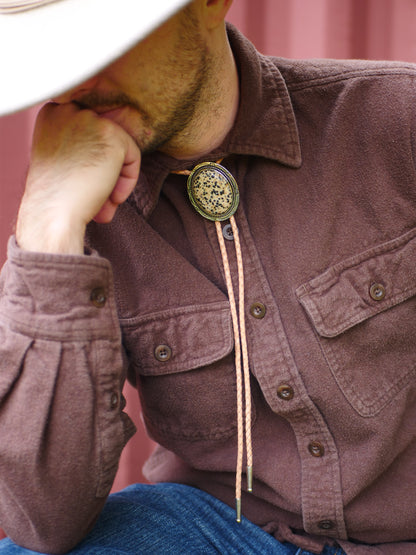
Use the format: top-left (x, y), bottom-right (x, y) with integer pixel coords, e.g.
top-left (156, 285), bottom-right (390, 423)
top-left (74, 8), bottom-right (215, 157)
top-left (138, 14), bottom-right (214, 156)
top-left (139, 52), bottom-right (212, 156)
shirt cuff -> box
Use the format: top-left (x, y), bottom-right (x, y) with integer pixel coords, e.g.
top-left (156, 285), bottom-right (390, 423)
top-left (0, 236), bottom-right (120, 341)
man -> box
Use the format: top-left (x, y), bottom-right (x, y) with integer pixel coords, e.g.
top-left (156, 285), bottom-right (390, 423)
top-left (0, 0), bottom-right (416, 553)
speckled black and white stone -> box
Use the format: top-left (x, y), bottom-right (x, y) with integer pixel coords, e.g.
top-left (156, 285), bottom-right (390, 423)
top-left (187, 163), bottom-right (239, 221)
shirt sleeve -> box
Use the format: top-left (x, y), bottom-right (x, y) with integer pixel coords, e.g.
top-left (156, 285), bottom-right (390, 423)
top-left (0, 237), bottom-right (136, 554)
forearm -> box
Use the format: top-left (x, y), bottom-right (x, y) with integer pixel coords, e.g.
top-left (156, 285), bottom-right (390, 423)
top-left (0, 239), bottom-right (135, 553)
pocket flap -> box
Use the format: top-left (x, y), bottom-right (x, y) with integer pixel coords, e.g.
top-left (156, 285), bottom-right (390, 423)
top-left (121, 300), bottom-right (233, 375)
top-left (296, 229), bottom-right (416, 337)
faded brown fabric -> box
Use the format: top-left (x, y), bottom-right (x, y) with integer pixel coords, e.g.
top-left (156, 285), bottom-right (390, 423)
top-left (1, 24), bottom-right (416, 554)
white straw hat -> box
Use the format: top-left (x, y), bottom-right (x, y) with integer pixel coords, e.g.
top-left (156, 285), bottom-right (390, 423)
top-left (0, 0), bottom-right (190, 116)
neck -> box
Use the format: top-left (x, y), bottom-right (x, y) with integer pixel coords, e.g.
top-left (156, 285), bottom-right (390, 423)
top-left (161, 27), bottom-right (239, 161)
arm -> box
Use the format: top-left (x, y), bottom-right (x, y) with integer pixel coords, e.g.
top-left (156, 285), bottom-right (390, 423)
top-left (0, 102), bottom-right (140, 553)
top-left (17, 102), bottom-right (141, 254)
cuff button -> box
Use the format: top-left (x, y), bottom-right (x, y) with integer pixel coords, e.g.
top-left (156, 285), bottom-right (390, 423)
top-left (90, 287), bottom-right (107, 308)
top-left (110, 392), bottom-right (119, 410)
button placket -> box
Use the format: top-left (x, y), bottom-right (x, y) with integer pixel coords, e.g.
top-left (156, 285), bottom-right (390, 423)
top-left (204, 197), bottom-right (347, 538)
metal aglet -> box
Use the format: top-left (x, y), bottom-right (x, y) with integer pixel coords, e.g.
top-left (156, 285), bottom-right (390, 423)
top-left (236, 498), bottom-right (242, 523)
top-left (247, 465), bottom-right (253, 492)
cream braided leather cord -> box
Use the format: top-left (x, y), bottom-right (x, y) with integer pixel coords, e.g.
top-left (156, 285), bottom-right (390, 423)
top-left (175, 161), bottom-right (253, 522)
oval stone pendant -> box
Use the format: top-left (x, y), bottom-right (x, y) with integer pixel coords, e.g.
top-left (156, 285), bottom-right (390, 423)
top-left (187, 162), bottom-right (239, 221)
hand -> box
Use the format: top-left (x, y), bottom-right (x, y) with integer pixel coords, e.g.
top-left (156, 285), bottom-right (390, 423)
top-left (16, 102), bottom-right (141, 254)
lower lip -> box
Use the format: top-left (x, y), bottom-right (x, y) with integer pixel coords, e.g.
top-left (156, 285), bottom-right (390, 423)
top-left (98, 107), bottom-right (124, 121)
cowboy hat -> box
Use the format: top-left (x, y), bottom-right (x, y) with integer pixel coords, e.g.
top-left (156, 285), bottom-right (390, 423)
top-left (0, 0), bottom-right (190, 116)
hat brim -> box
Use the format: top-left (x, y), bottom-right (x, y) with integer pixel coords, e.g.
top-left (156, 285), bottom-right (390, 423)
top-left (0, 0), bottom-right (190, 116)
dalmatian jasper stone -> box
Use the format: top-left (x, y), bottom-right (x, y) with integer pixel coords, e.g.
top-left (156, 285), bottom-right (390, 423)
top-left (187, 162), bottom-right (239, 221)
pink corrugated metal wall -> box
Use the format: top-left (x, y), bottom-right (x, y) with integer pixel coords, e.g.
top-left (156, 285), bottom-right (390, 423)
top-left (228, 0), bottom-right (416, 60)
top-left (1, 1), bottom-right (416, 525)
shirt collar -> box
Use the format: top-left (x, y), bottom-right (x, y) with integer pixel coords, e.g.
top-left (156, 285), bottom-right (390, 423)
top-left (133, 23), bottom-right (302, 218)
top-left (225, 23), bottom-right (301, 167)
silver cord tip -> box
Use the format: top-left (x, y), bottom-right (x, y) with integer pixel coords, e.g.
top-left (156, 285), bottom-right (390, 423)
top-left (236, 498), bottom-right (242, 523)
top-left (247, 465), bottom-right (253, 492)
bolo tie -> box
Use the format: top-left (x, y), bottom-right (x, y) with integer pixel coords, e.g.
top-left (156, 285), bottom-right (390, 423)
top-left (173, 160), bottom-right (253, 522)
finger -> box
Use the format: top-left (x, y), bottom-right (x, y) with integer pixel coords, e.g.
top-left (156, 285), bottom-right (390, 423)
top-left (109, 130), bottom-right (141, 205)
top-left (109, 172), bottom-right (138, 205)
top-left (92, 199), bottom-right (118, 224)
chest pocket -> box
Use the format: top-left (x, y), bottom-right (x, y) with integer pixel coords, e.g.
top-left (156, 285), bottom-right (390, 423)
top-left (296, 228), bottom-right (416, 417)
top-left (121, 301), bottom-right (241, 447)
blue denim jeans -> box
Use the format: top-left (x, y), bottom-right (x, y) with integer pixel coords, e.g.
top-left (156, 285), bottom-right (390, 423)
top-left (0, 483), bottom-right (346, 554)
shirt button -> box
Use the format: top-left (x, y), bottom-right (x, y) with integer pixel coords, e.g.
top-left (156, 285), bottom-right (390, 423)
top-left (369, 282), bottom-right (386, 301)
top-left (318, 520), bottom-right (335, 531)
top-left (222, 223), bottom-right (234, 241)
top-left (277, 384), bottom-right (294, 401)
top-left (90, 287), bottom-right (106, 308)
top-left (308, 441), bottom-right (325, 457)
top-left (110, 392), bottom-right (119, 410)
top-left (154, 344), bottom-right (172, 362)
top-left (250, 302), bottom-right (266, 319)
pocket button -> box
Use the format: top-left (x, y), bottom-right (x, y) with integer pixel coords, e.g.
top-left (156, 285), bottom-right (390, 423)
top-left (154, 344), bottom-right (172, 362)
top-left (369, 283), bottom-right (386, 301)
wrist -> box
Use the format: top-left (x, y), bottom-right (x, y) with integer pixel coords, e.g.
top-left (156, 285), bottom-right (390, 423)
top-left (16, 209), bottom-right (86, 255)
